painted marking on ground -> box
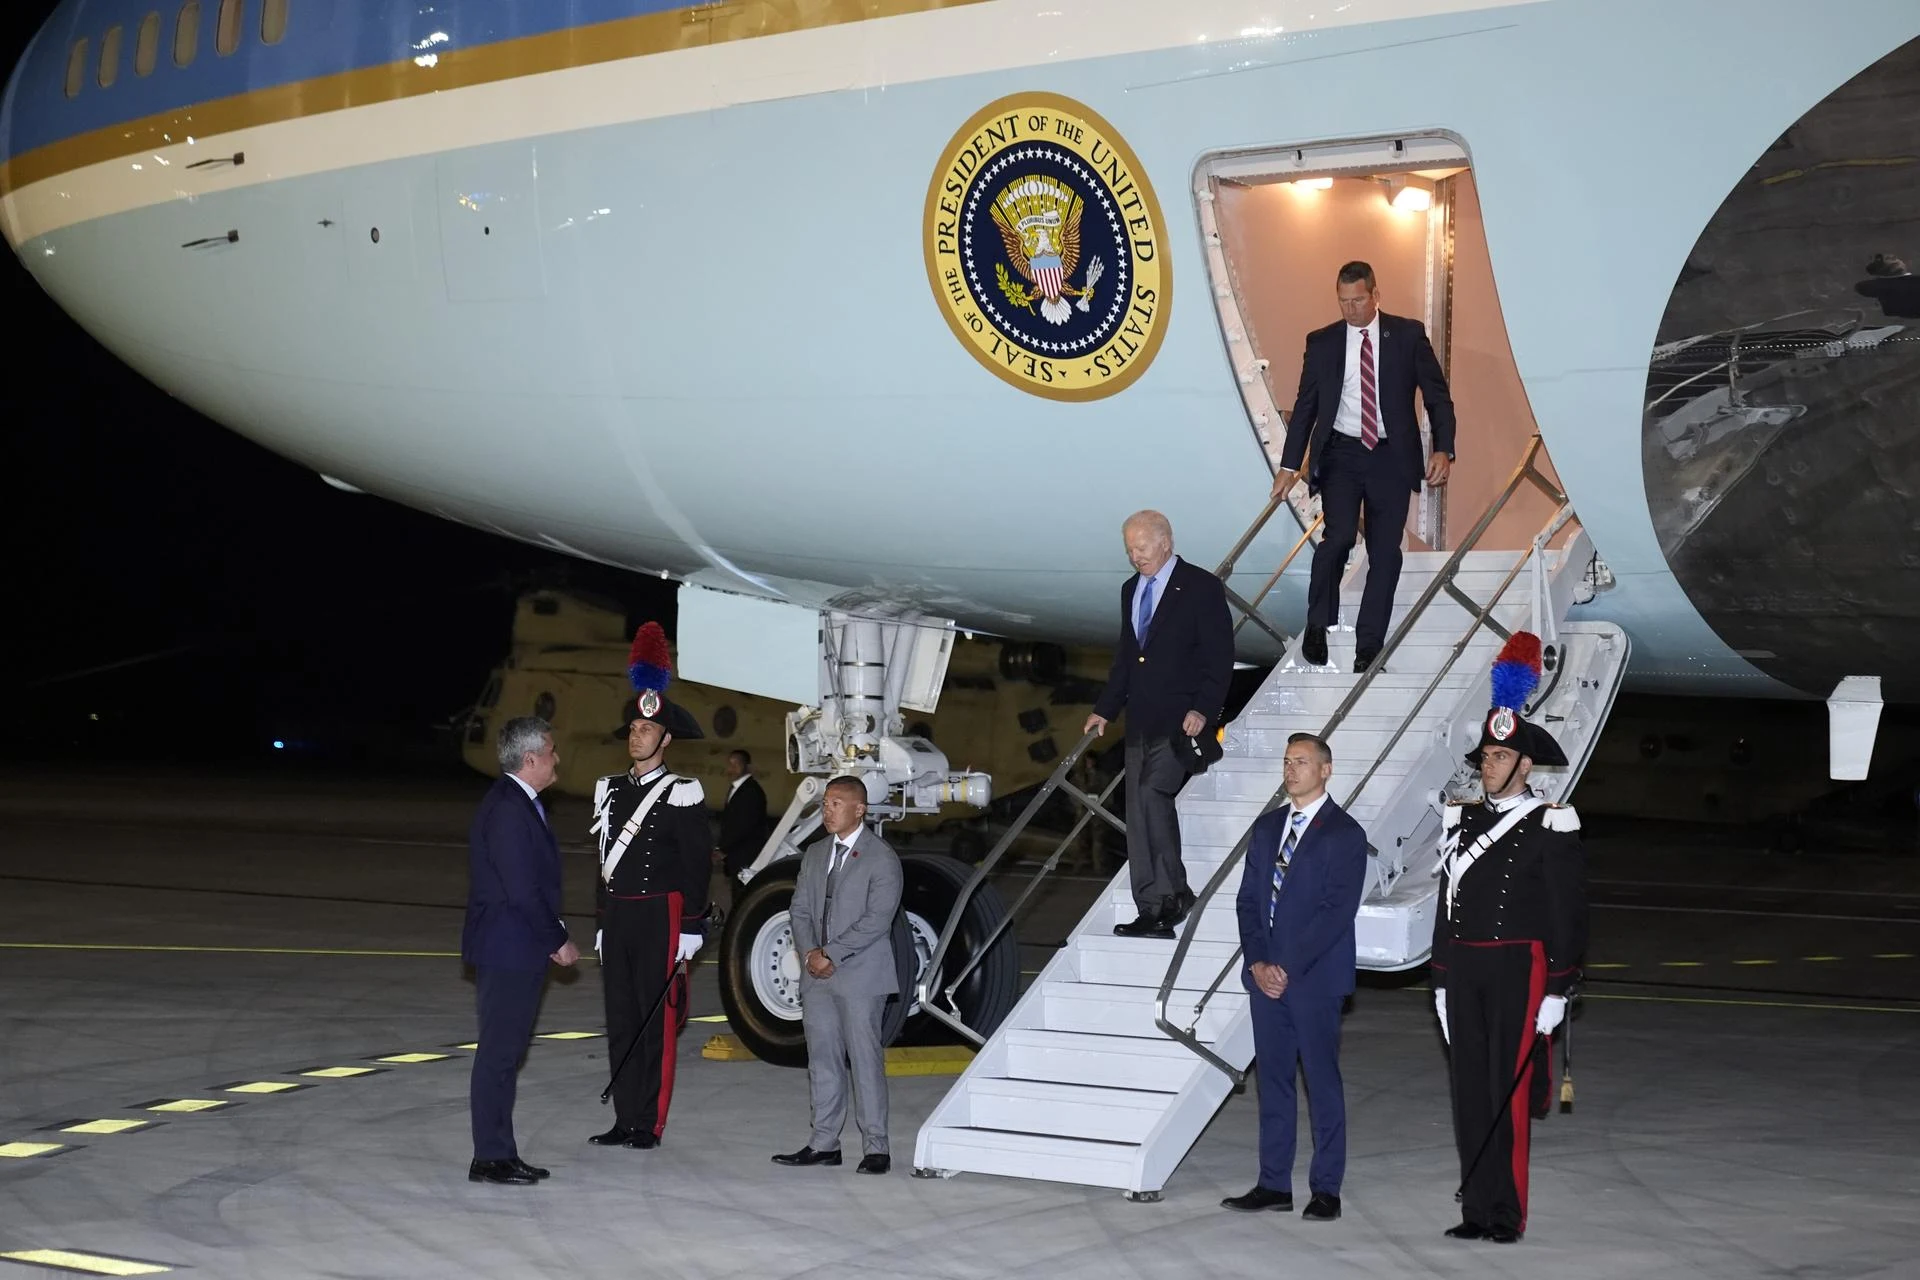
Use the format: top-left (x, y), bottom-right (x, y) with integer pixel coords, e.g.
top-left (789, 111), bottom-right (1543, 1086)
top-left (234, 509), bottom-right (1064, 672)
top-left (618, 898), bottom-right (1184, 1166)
top-left (299, 1066), bottom-right (382, 1078)
top-left (534, 1031), bottom-right (601, 1040)
top-left (372, 1053), bottom-right (451, 1064)
top-left (0, 942), bottom-right (460, 957)
top-left (220, 1081), bottom-right (307, 1095)
top-left (0, 1247), bottom-right (176, 1275)
top-left (140, 1098), bottom-right (232, 1114)
top-left (53, 1120), bottom-right (150, 1135)
top-left (0, 1141), bottom-right (68, 1159)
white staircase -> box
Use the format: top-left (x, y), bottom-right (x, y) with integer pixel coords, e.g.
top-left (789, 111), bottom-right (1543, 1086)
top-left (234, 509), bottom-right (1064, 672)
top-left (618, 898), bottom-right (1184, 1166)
top-left (913, 533), bottom-right (1629, 1196)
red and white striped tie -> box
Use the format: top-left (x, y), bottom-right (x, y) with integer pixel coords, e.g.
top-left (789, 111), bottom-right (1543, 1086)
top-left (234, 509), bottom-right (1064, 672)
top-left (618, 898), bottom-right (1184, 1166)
top-left (1359, 328), bottom-right (1380, 450)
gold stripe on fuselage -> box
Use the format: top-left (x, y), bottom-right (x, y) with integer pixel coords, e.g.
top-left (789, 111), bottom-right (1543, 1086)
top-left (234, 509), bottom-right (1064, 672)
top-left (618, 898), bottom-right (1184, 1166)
top-left (0, 0), bottom-right (990, 197)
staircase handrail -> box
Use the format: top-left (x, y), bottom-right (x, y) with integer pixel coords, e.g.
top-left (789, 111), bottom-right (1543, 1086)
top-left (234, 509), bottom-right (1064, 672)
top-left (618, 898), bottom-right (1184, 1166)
top-left (1154, 434), bottom-right (1569, 1083)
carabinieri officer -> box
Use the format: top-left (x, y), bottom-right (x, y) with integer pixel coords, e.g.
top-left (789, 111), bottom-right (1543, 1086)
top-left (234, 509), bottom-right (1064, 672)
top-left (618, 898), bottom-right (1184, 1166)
top-left (1431, 632), bottom-right (1587, 1244)
top-left (588, 623), bottom-right (712, 1150)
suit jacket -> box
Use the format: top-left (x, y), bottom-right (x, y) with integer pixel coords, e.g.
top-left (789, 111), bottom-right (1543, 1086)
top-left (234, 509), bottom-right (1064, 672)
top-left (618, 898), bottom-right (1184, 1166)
top-left (1281, 312), bottom-right (1457, 495)
top-left (717, 775), bottom-right (771, 875)
top-left (462, 775), bottom-right (569, 972)
top-left (1092, 556), bottom-right (1234, 741)
top-left (789, 825), bottom-right (904, 999)
top-left (1236, 798), bottom-right (1368, 1000)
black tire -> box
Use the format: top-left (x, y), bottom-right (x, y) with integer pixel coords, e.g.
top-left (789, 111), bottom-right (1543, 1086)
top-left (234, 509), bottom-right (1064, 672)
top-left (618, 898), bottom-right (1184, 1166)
top-left (895, 852), bottom-right (1020, 1046)
top-left (717, 859), bottom-right (916, 1068)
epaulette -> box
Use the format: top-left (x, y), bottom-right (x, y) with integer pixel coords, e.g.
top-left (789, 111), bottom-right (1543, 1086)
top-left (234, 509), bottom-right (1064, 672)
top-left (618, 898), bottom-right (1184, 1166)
top-left (1541, 804), bottom-right (1580, 833)
top-left (667, 776), bottom-right (706, 806)
top-left (1441, 803), bottom-right (1462, 832)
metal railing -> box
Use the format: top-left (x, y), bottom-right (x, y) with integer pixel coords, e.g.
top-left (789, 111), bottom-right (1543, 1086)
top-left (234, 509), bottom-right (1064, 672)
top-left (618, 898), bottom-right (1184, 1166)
top-left (1153, 434), bottom-right (1572, 1084)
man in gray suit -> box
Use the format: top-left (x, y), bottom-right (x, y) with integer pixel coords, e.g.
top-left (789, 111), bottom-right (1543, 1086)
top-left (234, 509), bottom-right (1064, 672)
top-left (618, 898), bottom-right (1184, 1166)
top-left (772, 776), bottom-right (904, 1175)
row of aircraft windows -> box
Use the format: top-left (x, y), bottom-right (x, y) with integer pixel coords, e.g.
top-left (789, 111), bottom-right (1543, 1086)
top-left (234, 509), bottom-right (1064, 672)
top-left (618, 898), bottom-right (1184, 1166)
top-left (64, 0), bottom-right (290, 97)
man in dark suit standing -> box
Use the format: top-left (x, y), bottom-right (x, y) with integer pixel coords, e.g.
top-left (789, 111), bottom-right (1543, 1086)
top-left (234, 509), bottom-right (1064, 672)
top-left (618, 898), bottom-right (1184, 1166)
top-left (1271, 261), bottom-right (1457, 672)
top-left (1085, 510), bottom-right (1234, 939)
top-left (716, 749), bottom-right (770, 904)
top-left (1223, 733), bottom-right (1367, 1222)
top-left (461, 715), bottom-right (579, 1186)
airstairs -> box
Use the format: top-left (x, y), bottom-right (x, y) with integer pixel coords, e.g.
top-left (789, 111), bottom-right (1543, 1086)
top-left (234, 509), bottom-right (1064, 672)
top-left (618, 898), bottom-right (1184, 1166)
top-left (911, 436), bottom-right (1630, 1197)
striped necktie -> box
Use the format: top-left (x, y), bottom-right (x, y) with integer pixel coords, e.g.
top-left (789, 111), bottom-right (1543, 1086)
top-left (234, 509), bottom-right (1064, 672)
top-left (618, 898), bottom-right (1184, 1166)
top-left (1359, 328), bottom-right (1380, 450)
top-left (1269, 810), bottom-right (1308, 927)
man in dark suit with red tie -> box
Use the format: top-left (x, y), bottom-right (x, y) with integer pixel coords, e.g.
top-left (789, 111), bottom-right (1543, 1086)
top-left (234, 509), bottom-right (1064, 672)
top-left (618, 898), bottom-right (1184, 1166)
top-left (1085, 510), bottom-right (1234, 938)
top-left (461, 715), bottom-right (579, 1186)
top-left (1270, 261), bottom-right (1457, 672)
top-left (1224, 733), bottom-right (1368, 1222)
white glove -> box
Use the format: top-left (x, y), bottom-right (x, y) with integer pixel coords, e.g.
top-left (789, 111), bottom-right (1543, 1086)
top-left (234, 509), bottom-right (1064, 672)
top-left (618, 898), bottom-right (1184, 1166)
top-left (1434, 989), bottom-right (1449, 1044)
top-left (674, 933), bottom-right (703, 964)
top-left (1535, 994), bottom-right (1567, 1035)
top-left (594, 929), bottom-right (602, 958)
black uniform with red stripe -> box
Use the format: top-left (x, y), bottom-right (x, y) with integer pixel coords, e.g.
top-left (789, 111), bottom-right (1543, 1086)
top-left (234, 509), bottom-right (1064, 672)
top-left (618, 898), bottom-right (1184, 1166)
top-left (1432, 791), bottom-right (1586, 1235)
top-left (595, 766), bottom-right (710, 1139)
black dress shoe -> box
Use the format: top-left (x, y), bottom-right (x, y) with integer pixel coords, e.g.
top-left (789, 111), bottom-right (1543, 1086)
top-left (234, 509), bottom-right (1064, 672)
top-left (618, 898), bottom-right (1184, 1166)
top-left (510, 1158), bottom-right (550, 1180)
top-left (1163, 889), bottom-right (1197, 928)
top-left (856, 1154), bottom-right (891, 1175)
top-left (1487, 1225), bottom-right (1521, 1244)
top-left (623, 1130), bottom-right (659, 1150)
top-left (1221, 1185), bottom-right (1293, 1212)
top-left (588, 1125), bottom-right (637, 1146)
top-left (1302, 626), bottom-right (1328, 667)
top-left (1114, 913), bottom-right (1174, 939)
top-left (1353, 651), bottom-right (1379, 674)
top-left (468, 1159), bottom-right (537, 1185)
top-left (1302, 1192), bottom-right (1341, 1221)
top-left (1444, 1221), bottom-right (1487, 1240)
top-left (771, 1145), bottom-right (842, 1167)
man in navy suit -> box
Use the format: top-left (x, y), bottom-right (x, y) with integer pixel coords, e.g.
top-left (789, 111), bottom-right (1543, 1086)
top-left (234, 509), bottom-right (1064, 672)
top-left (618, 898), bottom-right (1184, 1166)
top-left (1270, 261), bottom-right (1457, 672)
top-left (1224, 732), bottom-right (1368, 1222)
top-left (1085, 510), bottom-right (1234, 938)
top-left (461, 715), bottom-right (579, 1185)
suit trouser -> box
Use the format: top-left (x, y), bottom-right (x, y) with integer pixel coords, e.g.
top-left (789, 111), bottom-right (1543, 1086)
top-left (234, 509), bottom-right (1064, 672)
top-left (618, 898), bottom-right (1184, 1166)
top-left (801, 980), bottom-right (890, 1155)
top-left (1249, 986), bottom-right (1347, 1195)
top-left (603, 893), bottom-right (686, 1137)
top-left (471, 965), bottom-right (547, 1161)
top-left (1446, 940), bottom-right (1547, 1233)
top-left (1308, 433), bottom-right (1414, 656)
top-left (1124, 736), bottom-right (1189, 914)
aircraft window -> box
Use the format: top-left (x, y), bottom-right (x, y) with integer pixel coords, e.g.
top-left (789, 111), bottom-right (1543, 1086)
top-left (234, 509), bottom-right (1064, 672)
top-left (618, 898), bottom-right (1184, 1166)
top-left (174, 1), bottom-right (200, 68)
top-left (64, 37), bottom-right (88, 97)
top-left (215, 0), bottom-right (244, 56)
top-left (260, 0), bottom-right (287, 45)
top-left (98, 25), bottom-right (123, 88)
top-left (136, 12), bottom-right (161, 76)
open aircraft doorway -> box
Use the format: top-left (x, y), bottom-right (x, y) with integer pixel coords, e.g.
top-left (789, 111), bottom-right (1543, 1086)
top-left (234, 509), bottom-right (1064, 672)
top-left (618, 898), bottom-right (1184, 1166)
top-left (1196, 134), bottom-right (1566, 558)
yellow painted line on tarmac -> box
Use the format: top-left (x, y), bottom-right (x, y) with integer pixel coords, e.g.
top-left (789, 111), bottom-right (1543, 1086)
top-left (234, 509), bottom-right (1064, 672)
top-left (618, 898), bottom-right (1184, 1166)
top-left (144, 1099), bottom-right (229, 1114)
top-left (1876, 952), bottom-right (1916, 960)
top-left (451, 1043), bottom-right (480, 1051)
top-left (374, 1053), bottom-right (451, 1064)
top-left (535, 1031), bottom-right (601, 1040)
top-left (0, 942), bottom-right (459, 957)
top-left (884, 1045), bottom-right (975, 1077)
top-left (58, 1120), bottom-right (149, 1135)
top-left (0, 1248), bottom-right (174, 1275)
top-left (1585, 992), bottom-right (1920, 1015)
top-left (225, 1082), bottom-right (301, 1095)
top-left (0, 1142), bottom-right (67, 1159)
top-left (1659, 961), bottom-right (1704, 968)
top-left (1734, 959), bottom-right (1777, 966)
top-left (688, 1015), bottom-right (728, 1024)
top-left (1585, 962), bottom-right (1630, 969)
top-left (301, 1066), bottom-right (378, 1078)
top-left (1803, 955), bottom-right (1841, 962)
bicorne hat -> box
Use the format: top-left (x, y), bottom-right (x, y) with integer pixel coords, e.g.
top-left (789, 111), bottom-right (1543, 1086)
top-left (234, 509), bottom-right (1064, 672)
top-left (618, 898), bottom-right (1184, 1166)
top-left (616, 622), bottom-right (705, 741)
top-left (1464, 632), bottom-right (1567, 768)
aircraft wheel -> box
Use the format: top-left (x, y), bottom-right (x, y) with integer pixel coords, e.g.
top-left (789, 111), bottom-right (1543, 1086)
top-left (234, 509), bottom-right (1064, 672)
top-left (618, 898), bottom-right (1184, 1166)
top-left (895, 852), bottom-right (1020, 1045)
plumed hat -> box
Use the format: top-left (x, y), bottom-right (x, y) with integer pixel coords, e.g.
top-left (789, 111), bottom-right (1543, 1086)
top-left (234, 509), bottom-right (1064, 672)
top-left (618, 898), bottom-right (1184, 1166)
top-left (1464, 632), bottom-right (1567, 768)
top-left (616, 622), bottom-right (704, 740)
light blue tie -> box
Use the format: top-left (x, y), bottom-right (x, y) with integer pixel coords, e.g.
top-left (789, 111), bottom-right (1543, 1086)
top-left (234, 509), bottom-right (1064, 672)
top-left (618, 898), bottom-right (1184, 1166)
top-left (534, 796), bottom-right (548, 828)
top-left (1268, 810), bottom-right (1307, 927)
top-left (1135, 576), bottom-right (1156, 643)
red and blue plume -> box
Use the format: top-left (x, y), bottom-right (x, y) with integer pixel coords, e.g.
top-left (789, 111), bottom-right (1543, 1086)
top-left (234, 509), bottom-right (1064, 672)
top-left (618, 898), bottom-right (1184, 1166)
top-left (1489, 631), bottom-right (1543, 712)
top-left (627, 622), bottom-right (673, 694)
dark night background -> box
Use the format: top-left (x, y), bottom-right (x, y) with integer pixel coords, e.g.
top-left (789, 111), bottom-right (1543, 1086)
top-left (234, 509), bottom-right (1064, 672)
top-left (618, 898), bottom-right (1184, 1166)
top-left (1, 3), bottom-right (666, 770)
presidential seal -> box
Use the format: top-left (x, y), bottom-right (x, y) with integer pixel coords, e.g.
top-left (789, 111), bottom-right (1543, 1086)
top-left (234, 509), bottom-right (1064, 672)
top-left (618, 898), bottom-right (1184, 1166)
top-left (924, 93), bottom-right (1171, 402)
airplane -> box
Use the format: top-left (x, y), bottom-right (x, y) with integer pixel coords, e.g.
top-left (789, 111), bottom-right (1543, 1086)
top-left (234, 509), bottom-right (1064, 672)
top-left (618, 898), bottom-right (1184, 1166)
top-left (5, 1), bottom-right (1917, 1067)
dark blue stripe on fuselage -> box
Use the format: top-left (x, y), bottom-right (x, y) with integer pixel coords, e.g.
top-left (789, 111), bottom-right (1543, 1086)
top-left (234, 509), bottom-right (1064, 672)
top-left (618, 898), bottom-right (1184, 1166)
top-left (2, 0), bottom-right (691, 164)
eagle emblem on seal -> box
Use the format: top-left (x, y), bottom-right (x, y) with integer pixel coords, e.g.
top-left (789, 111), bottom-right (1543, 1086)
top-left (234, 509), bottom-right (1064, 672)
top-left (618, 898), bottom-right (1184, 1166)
top-left (990, 176), bottom-right (1105, 325)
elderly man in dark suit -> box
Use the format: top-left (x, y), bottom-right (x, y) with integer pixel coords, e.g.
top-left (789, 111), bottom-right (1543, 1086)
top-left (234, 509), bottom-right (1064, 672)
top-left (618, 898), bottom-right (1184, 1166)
top-left (773, 776), bottom-right (904, 1174)
top-left (1271, 261), bottom-right (1457, 672)
top-left (1085, 509), bottom-right (1234, 938)
top-left (461, 715), bottom-right (579, 1186)
top-left (1224, 732), bottom-right (1367, 1222)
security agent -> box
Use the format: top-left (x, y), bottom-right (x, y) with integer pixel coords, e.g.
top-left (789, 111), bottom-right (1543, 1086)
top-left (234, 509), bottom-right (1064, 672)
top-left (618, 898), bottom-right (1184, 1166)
top-left (461, 715), bottom-right (578, 1186)
top-left (588, 624), bottom-right (712, 1150)
top-left (1432, 634), bottom-right (1587, 1243)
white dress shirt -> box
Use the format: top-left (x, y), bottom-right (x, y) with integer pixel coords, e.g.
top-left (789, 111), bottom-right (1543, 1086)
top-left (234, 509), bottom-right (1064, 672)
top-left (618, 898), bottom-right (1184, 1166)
top-left (1134, 554), bottom-right (1180, 636)
top-left (1282, 790), bottom-right (1333, 841)
top-left (1331, 313), bottom-right (1383, 441)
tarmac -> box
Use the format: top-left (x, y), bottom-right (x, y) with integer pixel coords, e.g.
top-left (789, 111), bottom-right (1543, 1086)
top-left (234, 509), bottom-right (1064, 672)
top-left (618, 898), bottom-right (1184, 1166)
top-left (2, 768), bottom-right (1917, 1279)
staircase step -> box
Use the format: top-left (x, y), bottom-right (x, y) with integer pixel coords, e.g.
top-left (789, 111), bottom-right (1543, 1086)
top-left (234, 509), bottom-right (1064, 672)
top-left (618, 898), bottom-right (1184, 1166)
top-left (1001, 1029), bottom-right (1207, 1092)
top-left (961, 1078), bottom-right (1175, 1144)
top-left (1073, 933), bottom-right (1241, 986)
top-left (1039, 980), bottom-right (1245, 1041)
top-left (917, 1126), bottom-right (1139, 1189)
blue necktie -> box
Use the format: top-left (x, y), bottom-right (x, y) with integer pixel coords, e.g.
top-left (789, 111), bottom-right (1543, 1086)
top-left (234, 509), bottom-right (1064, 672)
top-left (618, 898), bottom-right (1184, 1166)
top-left (1135, 576), bottom-right (1156, 643)
top-left (1268, 810), bottom-right (1307, 927)
top-left (534, 796), bottom-right (548, 828)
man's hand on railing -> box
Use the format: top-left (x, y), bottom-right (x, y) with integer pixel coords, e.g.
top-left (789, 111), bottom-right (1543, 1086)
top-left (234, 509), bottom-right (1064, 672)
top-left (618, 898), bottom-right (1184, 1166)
top-left (1082, 713), bottom-right (1108, 737)
top-left (1181, 710), bottom-right (1206, 737)
top-left (1425, 451), bottom-right (1453, 487)
top-left (1250, 961), bottom-right (1289, 1000)
top-left (1269, 467), bottom-right (1299, 502)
